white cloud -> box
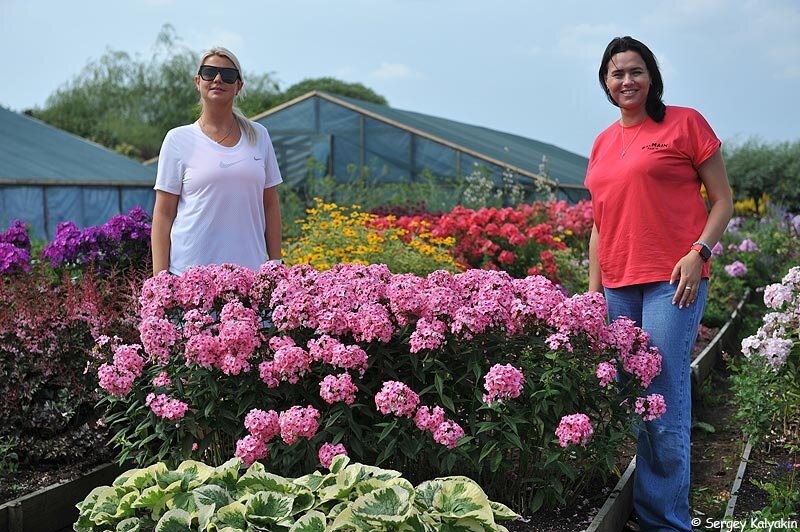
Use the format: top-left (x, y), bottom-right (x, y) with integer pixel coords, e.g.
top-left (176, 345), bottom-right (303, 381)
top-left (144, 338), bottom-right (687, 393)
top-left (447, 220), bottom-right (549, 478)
top-left (369, 62), bottom-right (422, 80)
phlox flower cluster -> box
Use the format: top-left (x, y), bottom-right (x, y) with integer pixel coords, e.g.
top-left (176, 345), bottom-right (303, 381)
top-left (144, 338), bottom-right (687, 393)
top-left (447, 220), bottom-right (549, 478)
top-left (595, 361), bottom-right (618, 387)
top-left (278, 405), bottom-right (320, 445)
top-left (318, 442), bottom-right (348, 468)
top-left (603, 318), bottom-right (662, 388)
top-left (152, 371), bottom-right (172, 387)
top-left (741, 266), bottom-right (800, 371)
top-left (375, 381), bottom-right (420, 417)
top-left (235, 409), bottom-right (280, 466)
top-left (41, 207), bottom-right (151, 268)
top-left (306, 335), bottom-right (368, 375)
top-left (259, 336), bottom-right (311, 386)
top-left (97, 344), bottom-right (144, 396)
top-left (634, 394), bottom-right (667, 422)
top-left (555, 413), bottom-right (594, 447)
top-left (724, 260), bottom-right (748, 277)
top-left (319, 373), bottom-right (358, 405)
top-left (482, 364), bottom-right (525, 405)
top-left (0, 220), bottom-right (32, 274)
top-left (414, 405), bottom-right (464, 449)
top-left (145, 393), bottom-right (189, 420)
top-left (737, 239), bottom-right (759, 252)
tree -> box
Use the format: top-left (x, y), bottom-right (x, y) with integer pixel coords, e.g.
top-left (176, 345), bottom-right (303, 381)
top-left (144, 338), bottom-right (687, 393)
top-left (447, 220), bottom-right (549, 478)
top-left (276, 77), bottom-right (388, 106)
top-left (724, 139), bottom-right (800, 212)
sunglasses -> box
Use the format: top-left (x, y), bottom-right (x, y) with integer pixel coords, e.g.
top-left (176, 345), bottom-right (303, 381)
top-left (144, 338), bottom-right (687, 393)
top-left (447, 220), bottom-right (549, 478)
top-left (198, 65), bottom-right (240, 84)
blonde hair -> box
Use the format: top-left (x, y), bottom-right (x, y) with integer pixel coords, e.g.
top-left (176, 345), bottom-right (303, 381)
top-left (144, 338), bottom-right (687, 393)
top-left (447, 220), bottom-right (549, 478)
top-left (198, 47), bottom-right (257, 145)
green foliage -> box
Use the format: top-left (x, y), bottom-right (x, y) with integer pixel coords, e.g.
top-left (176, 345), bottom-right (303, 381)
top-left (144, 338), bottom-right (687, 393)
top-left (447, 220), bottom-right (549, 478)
top-left (276, 77), bottom-right (388, 106)
top-left (724, 138), bottom-right (800, 212)
top-left (74, 456), bottom-right (519, 531)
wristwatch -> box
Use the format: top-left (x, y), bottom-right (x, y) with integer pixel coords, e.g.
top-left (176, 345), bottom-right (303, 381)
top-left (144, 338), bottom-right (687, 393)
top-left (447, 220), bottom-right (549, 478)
top-left (691, 241), bottom-right (712, 262)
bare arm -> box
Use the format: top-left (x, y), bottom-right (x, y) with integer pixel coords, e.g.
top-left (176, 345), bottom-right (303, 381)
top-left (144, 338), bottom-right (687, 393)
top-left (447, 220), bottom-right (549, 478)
top-left (670, 149), bottom-right (734, 306)
top-left (263, 186), bottom-right (282, 261)
top-left (151, 190), bottom-right (179, 276)
top-left (588, 223), bottom-right (603, 293)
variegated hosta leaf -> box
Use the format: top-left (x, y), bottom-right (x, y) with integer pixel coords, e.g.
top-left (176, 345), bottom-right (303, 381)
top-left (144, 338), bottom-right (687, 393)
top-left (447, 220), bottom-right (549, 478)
top-left (245, 491), bottom-right (295, 527)
top-left (119, 465), bottom-right (162, 490)
top-left (288, 510), bottom-right (327, 531)
top-left (236, 469), bottom-right (292, 493)
top-left (291, 488), bottom-right (316, 515)
top-left (489, 501), bottom-right (519, 521)
top-left (354, 477), bottom-right (390, 497)
top-left (113, 490), bottom-right (140, 519)
top-left (177, 459), bottom-right (216, 489)
top-left (329, 506), bottom-right (372, 531)
top-left (414, 479), bottom-right (443, 510)
top-left (155, 469), bottom-right (185, 490)
top-left (432, 480), bottom-right (494, 526)
top-left (89, 486), bottom-right (128, 525)
top-left (292, 472), bottom-right (328, 492)
top-left (351, 485), bottom-right (413, 525)
top-left (328, 454), bottom-right (350, 474)
top-left (76, 485), bottom-right (108, 514)
top-left (211, 501), bottom-right (248, 530)
top-left (131, 484), bottom-right (172, 521)
top-left (193, 484), bottom-right (232, 510)
top-left (210, 458), bottom-right (244, 492)
top-left (154, 508), bottom-right (192, 532)
top-left (115, 517), bottom-right (142, 532)
top-left (438, 517), bottom-right (486, 531)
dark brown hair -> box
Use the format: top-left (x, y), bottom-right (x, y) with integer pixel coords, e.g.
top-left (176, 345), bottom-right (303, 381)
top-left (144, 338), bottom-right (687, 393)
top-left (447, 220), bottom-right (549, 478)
top-left (599, 36), bottom-right (666, 122)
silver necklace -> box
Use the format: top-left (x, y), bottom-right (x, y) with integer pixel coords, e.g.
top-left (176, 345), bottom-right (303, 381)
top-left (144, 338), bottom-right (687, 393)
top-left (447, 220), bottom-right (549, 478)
top-left (200, 117), bottom-right (235, 145)
top-left (620, 120), bottom-right (645, 158)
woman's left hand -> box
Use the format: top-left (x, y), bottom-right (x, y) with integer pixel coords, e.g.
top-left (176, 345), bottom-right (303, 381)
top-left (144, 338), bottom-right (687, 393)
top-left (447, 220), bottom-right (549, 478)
top-left (670, 252), bottom-right (705, 308)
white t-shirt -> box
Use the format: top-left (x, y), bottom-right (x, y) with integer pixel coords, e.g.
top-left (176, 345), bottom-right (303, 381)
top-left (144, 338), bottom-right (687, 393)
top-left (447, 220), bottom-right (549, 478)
top-left (154, 121), bottom-right (283, 275)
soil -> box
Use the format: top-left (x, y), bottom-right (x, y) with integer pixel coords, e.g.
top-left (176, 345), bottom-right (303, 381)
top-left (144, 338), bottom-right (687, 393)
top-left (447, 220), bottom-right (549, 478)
top-left (730, 435), bottom-right (799, 518)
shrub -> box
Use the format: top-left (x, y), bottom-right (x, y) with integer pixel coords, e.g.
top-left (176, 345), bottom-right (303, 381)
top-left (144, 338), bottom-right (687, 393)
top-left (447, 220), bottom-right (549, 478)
top-left (96, 263), bottom-right (666, 511)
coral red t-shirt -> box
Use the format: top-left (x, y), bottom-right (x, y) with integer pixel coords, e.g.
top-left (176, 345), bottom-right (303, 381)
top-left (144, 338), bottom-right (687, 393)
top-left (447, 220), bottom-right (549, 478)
top-left (584, 106), bottom-right (721, 288)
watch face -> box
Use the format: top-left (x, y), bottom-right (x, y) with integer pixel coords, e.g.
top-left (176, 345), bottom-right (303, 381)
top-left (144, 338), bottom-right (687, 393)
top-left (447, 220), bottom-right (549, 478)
top-left (700, 246), bottom-right (711, 260)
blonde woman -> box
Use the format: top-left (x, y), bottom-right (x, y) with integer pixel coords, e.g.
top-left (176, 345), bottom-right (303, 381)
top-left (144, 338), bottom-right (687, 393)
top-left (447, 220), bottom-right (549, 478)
top-left (151, 47), bottom-right (282, 276)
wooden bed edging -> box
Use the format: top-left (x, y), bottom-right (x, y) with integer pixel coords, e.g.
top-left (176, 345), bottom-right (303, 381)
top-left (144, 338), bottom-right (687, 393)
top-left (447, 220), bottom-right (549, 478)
top-left (0, 462), bottom-right (122, 532)
top-left (723, 438), bottom-right (754, 518)
top-left (585, 457), bottom-right (637, 532)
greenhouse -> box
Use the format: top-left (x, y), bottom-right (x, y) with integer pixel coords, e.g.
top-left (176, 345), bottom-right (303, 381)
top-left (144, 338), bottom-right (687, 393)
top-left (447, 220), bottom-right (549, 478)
top-left (251, 91), bottom-right (590, 202)
top-left (0, 106), bottom-right (156, 238)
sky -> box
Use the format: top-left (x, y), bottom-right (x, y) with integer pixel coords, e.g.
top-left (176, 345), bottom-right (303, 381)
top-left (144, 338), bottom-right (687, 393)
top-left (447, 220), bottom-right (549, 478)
top-left (2, 0), bottom-right (799, 158)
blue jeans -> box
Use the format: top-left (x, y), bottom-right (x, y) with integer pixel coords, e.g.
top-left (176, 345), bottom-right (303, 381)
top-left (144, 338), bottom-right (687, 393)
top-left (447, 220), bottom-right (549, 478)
top-left (605, 280), bottom-right (707, 532)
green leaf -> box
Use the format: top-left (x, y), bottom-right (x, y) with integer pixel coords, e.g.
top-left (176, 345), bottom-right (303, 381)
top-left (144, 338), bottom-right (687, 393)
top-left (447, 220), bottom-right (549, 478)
top-left (244, 491), bottom-right (295, 527)
top-left (351, 485), bottom-right (412, 525)
top-left (431, 479), bottom-right (494, 526)
top-left (132, 484), bottom-right (172, 521)
top-left (377, 419), bottom-right (399, 443)
top-left (116, 517), bottom-right (142, 532)
top-left (212, 501), bottom-right (248, 530)
top-left (693, 421), bottom-right (716, 433)
top-left (439, 518), bottom-right (485, 531)
top-left (329, 454), bottom-right (350, 474)
top-left (289, 510), bottom-right (327, 531)
top-left (193, 484), bottom-right (232, 510)
top-left (154, 508), bottom-right (191, 532)
top-left (490, 501), bottom-right (520, 521)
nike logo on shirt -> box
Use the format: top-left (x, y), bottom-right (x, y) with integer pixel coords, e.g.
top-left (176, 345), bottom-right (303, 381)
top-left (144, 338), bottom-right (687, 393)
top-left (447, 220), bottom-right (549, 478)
top-left (219, 159), bottom-right (247, 169)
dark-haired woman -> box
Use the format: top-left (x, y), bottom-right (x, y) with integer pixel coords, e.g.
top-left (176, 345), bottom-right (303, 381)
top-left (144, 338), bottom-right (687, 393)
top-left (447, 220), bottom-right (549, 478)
top-left (585, 37), bottom-right (732, 531)
top-left (151, 47), bottom-right (282, 276)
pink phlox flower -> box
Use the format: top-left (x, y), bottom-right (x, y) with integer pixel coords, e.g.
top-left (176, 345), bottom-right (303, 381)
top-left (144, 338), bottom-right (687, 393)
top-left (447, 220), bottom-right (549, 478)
top-left (763, 283), bottom-right (793, 310)
top-left (235, 435), bottom-right (269, 467)
top-left (139, 271), bottom-right (177, 320)
top-left (596, 361), bottom-right (618, 387)
top-left (738, 239), bottom-right (759, 252)
top-left (268, 344), bottom-right (312, 384)
top-left (112, 344), bottom-right (144, 374)
top-left (724, 261), bottom-right (748, 277)
top-left (375, 380), bottom-right (420, 417)
top-left (555, 413), bottom-right (594, 447)
top-left (510, 275), bottom-right (565, 324)
top-left (145, 393), bottom-right (189, 420)
top-left (244, 409), bottom-right (280, 441)
top-left (547, 292), bottom-right (608, 347)
top-left (152, 371), bottom-right (172, 387)
top-left (308, 335), bottom-right (368, 376)
top-left (621, 346), bottom-right (662, 389)
top-left (414, 406), bottom-right (446, 432)
top-left (97, 364), bottom-right (137, 395)
top-left (409, 317), bottom-right (448, 353)
top-left (346, 303), bottom-right (395, 343)
top-left (634, 394), bottom-right (667, 421)
top-left (319, 373), bottom-right (358, 405)
top-left (432, 420), bottom-right (465, 449)
top-left (545, 332), bottom-right (573, 352)
top-left (182, 309), bottom-right (214, 338)
top-left (175, 266), bottom-right (217, 311)
top-left (138, 317), bottom-right (179, 364)
top-left (184, 332), bottom-right (221, 368)
top-left (387, 274), bottom-right (430, 325)
top-left (318, 442), bottom-right (348, 469)
top-left (209, 263), bottom-right (256, 302)
top-left (278, 405), bottom-right (320, 445)
top-left (711, 242), bottom-right (723, 256)
top-left (252, 261), bottom-right (288, 307)
top-left (482, 364), bottom-right (525, 405)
